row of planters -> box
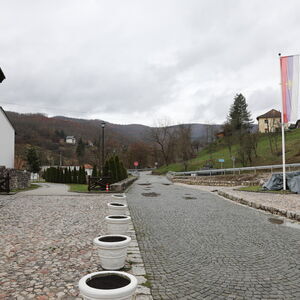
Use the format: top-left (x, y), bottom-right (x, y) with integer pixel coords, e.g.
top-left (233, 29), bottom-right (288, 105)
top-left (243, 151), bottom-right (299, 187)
top-left (79, 194), bottom-right (138, 299)
top-left (43, 166), bottom-right (87, 184)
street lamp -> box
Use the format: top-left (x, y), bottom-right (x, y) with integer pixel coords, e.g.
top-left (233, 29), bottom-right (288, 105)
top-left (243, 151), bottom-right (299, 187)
top-left (101, 121), bottom-right (106, 176)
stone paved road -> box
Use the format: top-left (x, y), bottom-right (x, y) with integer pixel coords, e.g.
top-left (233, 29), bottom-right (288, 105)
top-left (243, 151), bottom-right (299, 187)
top-left (127, 173), bottom-right (300, 299)
top-left (0, 183), bottom-right (152, 299)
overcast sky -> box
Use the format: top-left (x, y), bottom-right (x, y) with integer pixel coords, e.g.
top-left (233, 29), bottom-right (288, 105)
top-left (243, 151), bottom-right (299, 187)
top-left (0, 0), bottom-right (299, 125)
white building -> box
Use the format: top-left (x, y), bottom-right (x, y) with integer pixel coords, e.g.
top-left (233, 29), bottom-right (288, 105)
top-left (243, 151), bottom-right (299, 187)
top-left (0, 107), bottom-right (15, 168)
top-left (66, 136), bottom-right (76, 144)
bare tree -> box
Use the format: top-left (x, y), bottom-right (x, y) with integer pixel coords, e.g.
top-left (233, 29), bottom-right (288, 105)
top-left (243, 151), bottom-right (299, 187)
top-left (176, 124), bottom-right (194, 171)
top-left (149, 119), bottom-right (177, 166)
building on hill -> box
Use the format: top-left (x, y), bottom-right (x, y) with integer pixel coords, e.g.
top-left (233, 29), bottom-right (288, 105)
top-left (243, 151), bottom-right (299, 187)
top-left (66, 136), bottom-right (76, 144)
top-left (84, 164), bottom-right (93, 176)
top-left (256, 109), bottom-right (288, 133)
top-left (0, 107), bottom-right (15, 168)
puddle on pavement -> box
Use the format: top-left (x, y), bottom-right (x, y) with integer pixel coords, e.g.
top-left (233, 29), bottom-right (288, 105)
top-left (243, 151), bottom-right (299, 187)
top-left (268, 217), bottom-right (284, 225)
top-left (138, 183), bottom-right (151, 186)
top-left (184, 196), bottom-right (197, 200)
top-left (142, 192), bottom-right (160, 197)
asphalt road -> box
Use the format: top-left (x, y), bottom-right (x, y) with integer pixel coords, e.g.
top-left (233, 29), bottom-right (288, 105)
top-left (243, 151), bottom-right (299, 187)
top-left (127, 173), bottom-right (300, 299)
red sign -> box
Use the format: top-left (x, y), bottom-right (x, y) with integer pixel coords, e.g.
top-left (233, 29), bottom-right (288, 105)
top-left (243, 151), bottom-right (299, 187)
top-left (134, 161), bottom-right (139, 167)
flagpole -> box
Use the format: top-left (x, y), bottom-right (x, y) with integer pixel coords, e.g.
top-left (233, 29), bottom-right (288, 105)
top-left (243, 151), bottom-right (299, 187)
top-left (279, 53), bottom-right (287, 190)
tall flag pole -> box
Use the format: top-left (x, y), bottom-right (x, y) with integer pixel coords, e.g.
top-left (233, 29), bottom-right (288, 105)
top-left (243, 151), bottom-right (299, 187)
top-left (279, 53), bottom-right (300, 190)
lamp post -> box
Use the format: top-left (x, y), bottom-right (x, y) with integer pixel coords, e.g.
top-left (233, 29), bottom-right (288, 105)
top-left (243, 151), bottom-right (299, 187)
top-left (101, 121), bottom-right (106, 176)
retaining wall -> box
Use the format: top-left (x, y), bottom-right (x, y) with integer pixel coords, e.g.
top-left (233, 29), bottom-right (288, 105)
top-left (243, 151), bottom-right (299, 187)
top-left (0, 166), bottom-right (31, 190)
top-left (110, 176), bottom-right (138, 192)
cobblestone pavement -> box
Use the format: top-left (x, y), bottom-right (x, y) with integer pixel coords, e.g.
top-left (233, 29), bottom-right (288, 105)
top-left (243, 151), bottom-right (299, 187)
top-left (127, 173), bottom-right (300, 299)
top-left (177, 183), bottom-right (300, 216)
top-left (0, 185), bottom-right (151, 299)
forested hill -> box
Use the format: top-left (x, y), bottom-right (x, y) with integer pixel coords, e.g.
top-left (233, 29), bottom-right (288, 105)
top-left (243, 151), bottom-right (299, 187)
top-left (6, 110), bottom-right (221, 167)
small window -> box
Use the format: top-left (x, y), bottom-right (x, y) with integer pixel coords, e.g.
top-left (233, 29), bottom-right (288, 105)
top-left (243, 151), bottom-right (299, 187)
top-left (264, 119), bottom-right (268, 124)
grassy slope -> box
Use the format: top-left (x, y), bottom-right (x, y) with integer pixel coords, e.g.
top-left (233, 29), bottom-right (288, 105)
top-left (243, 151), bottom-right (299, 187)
top-left (155, 129), bottom-right (300, 174)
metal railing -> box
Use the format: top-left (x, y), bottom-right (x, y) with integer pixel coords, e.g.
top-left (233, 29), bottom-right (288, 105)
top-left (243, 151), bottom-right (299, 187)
top-left (169, 163), bottom-right (300, 177)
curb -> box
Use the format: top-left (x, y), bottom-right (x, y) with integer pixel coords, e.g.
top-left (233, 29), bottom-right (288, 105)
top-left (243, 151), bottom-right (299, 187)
top-left (124, 200), bottom-right (153, 299)
top-left (218, 190), bottom-right (300, 222)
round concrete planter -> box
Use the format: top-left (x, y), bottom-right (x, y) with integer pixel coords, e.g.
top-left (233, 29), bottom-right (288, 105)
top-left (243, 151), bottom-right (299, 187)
top-left (93, 235), bottom-right (131, 270)
top-left (79, 271), bottom-right (138, 300)
top-left (105, 215), bottom-right (131, 235)
top-left (107, 202), bottom-right (128, 215)
top-left (112, 194), bottom-right (126, 200)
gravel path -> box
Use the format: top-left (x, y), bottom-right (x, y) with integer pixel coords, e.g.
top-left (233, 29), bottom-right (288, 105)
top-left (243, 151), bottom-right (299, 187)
top-left (127, 173), bottom-right (300, 299)
top-left (22, 182), bottom-right (79, 196)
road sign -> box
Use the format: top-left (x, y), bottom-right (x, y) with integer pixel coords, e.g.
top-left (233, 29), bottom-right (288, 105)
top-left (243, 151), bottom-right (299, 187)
top-left (218, 159), bottom-right (225, 163)
top-left (134, 161), bottom-right (139, 167)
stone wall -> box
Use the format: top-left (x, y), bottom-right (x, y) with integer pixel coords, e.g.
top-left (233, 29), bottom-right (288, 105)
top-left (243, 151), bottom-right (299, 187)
top-left (170, 175), bottom-right (260, 187)
top-left (110, 176), bottom-right (138, 192)
top-left (0, 166), bottom-right (31, 190)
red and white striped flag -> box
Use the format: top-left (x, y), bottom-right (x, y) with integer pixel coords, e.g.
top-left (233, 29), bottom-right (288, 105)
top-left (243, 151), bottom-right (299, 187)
top-left (280, 55), bottom-right (300, 123)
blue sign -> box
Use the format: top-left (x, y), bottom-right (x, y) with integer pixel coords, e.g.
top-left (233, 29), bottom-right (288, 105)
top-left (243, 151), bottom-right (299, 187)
top-left (218, 159), bottom-right (225, 163)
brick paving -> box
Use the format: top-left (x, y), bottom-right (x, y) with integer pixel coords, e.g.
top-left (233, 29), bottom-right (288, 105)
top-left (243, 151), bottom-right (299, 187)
top-left (127, 173), bottom-right (300, 299)
top-left (0, 184), bottom-right (151, 299)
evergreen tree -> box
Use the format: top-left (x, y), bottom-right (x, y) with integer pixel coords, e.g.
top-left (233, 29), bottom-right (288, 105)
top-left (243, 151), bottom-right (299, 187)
top-left (109, 157), bottom-right (117, 182)
top-left (76, 137), bottom-right (85, 162)
top-left (73, 169), bottom-right (78, 184)
top-left (103, 160), bottom-right (110, 177)
top-left (92, 165), bottom-right (98, 177)
top-left (26, 146), bottom-right (41, 173)
top-left (120, 162), bottom-right (128, 180)
top-left (68, 167), bottom-right (72, 183)
top-left (115, 156), bottom-right (121, 181)
top-left (228, 93), bottom-right (253, 132)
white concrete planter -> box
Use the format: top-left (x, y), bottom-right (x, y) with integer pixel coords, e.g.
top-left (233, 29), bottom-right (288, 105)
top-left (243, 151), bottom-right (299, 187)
top-left (93, 235), bottom-right (131, 270)
top-left (112, 193), bottom-right (126, 200)
top-left (79, 271), bottom-right (138, 300)
top-left (105, 215), bottom-right (131, 235)
top-left (107, 202), bottom-right (128, 215)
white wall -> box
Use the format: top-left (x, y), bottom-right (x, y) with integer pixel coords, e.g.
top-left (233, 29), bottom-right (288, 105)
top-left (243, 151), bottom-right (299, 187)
top-left (0, 110), bottom-right (15, 168)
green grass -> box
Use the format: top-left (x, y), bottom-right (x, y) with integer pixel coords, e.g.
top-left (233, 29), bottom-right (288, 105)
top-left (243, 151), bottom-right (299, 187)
top-left (155, 128), bottom-right (300, 174)
top-left (68, 184), bottom-right (89, 192)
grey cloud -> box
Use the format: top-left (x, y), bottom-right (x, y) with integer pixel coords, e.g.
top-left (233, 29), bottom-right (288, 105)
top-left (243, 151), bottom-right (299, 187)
top-left (1, 0), bottom-right (300, 124)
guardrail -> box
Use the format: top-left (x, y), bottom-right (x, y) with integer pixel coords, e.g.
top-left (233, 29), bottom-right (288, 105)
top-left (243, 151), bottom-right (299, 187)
top-left (169, 163), bottom-right (300, 177)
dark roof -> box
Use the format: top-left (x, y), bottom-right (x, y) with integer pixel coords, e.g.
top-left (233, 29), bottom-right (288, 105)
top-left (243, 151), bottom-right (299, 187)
top-left (0, 106), bottom-right (15, 130)
top-left (256, 109), bottom-right (281, 120)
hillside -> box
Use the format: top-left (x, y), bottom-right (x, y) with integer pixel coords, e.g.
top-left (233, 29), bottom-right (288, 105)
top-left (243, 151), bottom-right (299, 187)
top-left (6, 110), bottom-right (222, 167)
top-left (155, 128), bottom-right (300, 174)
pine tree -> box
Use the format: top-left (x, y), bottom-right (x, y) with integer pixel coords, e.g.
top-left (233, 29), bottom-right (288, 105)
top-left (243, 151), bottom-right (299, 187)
top-left (103, 160), bottom-right (110, 177)
top-left (26, 146), bottom-right (41, 173)
top-left (109, 157), bottom-right (117, 182)
top-left (115, 156), bottom-right (122, 181)
top-left (228, 93), bottom-right (253, 132)
top-left (92, 165), bottom-right (98, 177)
top-left (73, 169), bottom-right (78, 184)
top-left (76, 137), bottom-right (85, 162)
